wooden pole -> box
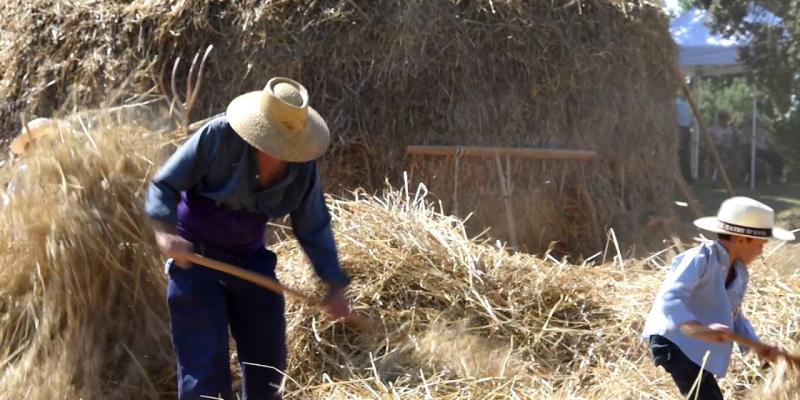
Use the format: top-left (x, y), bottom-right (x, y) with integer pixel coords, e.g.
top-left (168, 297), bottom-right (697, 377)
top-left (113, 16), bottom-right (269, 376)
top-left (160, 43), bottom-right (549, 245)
top-left (407, 145), bottom-right (596, 160)
top-left (681, 325), bottom-right (800, 366)
top-left (186, 253), bottom-right (318, 305)
top-left (672, 66), bottom-right (736, 196)
top-left (495, 154), bottom-right (518, 249)
top-left (186, 253), bottom-right (374, 332)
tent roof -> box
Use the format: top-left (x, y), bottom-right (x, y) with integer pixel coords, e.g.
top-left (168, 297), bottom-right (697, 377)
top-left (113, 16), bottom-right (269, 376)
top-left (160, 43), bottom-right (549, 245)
top-left (670, 8), bottom-right (743, 76)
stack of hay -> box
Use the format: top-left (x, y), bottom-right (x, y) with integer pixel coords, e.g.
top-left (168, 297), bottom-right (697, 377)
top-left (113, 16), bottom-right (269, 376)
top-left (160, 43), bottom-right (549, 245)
top-left (1, 0), bottom-right (678, 253)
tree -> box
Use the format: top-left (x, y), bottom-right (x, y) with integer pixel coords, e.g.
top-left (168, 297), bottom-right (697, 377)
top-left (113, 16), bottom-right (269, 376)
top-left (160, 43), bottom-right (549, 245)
top-left (695, 0), bottom-right (800, 179)
top-left (678, 0), bottom-right (694, 13)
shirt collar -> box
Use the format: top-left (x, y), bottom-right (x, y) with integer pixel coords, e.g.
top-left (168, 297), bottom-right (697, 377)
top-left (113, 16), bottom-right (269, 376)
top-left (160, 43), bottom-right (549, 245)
top-left (711, 240), bottom-right (731, 269)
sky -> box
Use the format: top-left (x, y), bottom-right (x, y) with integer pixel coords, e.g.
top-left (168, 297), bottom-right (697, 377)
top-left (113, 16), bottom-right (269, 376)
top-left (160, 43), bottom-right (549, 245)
top-left (664, 0), bottom-right (683, 15)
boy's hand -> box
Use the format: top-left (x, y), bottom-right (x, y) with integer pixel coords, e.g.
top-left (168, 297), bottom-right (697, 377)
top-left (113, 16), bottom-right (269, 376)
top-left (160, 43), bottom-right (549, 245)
top-left (681, 321), bottom-right (732, 343)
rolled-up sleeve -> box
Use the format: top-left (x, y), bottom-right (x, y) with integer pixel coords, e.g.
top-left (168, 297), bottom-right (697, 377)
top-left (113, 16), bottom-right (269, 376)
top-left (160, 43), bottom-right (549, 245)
top-left (733, 310), bottom-right (759, 353)
top-left (661, 254), bottom-right (707, 329)
top-left (290, 164), bottom-right (350, 287)
top-left (145, 126), bottom-right (216, 225)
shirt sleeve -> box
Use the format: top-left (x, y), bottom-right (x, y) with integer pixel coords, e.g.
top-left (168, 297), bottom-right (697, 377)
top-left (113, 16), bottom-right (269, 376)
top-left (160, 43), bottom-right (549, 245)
top-left (660, 252), bottom-right (708, 330)
top-left (145, 124), bottom-right (217, 225)
top-left (290, 163), bottom-right (350, 287)
top-left (733, 310), bottom-right (759, 354)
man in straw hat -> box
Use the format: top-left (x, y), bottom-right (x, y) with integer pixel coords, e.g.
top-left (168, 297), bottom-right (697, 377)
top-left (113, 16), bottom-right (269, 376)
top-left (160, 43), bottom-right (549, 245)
top-left (642, 196), bottom-right (794, 399)
top-left (9, 117), bottom-right (60, 155)
top-left (145, 77), bottom-right (351, 400)
top-left (4, 117), bottom-right (64, 207)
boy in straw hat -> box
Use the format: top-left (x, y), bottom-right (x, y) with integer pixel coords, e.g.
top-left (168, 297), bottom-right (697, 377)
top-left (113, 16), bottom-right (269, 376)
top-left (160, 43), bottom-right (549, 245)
top-left (145, 77), bottom-right (351, 400)
top-left (642, 196), bottom-right (794, 399)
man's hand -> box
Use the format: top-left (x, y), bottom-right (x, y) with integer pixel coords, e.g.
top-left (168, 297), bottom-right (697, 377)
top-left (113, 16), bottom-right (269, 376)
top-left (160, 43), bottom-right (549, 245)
top-left (757, 344), bottom-right (780, 364)
top-left (322, 284), bottom-right (351, 319)
top-left (153, 221), bottom-right (193, 269)
top-left (681, 321), bottom-right (733, 343)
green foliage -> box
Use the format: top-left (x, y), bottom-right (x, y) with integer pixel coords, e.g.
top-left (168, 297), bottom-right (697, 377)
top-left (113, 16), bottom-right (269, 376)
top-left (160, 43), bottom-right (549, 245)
top-left (689, 0), bottom-right (800, 179)
top-left (678, 0), bottom-right (695, 13)
top-left (696, 77), bottom-right (760, 130)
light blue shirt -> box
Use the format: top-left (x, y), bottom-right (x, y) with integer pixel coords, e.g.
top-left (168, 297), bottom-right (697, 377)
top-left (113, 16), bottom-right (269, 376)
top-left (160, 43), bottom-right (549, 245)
top-left (641, 240), bottom-right (758, 377)
top-left (676, 97), bottom-right (693, 128)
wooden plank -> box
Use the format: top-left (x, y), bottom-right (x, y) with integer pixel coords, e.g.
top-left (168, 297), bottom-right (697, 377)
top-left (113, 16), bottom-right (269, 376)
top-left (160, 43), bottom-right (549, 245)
top-left (406, 145), bottom-right (597, 160)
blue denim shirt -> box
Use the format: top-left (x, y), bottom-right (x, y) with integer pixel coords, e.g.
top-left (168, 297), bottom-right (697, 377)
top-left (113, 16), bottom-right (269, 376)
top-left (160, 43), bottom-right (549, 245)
top-left (145, 115), bottom-right (349, 286)
top-left (642, 240), bottom-right (758, 377)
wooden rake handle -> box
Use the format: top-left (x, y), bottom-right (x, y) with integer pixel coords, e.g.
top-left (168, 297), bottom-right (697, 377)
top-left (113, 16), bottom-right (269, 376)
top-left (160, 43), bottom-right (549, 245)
top-left (185, 253), bottom-right (372, 331)
top-left (681, 325), bottom-right (800, 366)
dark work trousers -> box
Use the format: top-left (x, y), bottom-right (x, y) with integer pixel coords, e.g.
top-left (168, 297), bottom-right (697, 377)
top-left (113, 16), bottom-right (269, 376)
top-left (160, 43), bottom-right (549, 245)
top-left (678, 126), bottom-right (693, 183)
top-left (755, 148), bottom-right (784, 181)
top-left (650, 335), bottom-right (724, 400)
top-left (167, 244), bottom-right (286, 400)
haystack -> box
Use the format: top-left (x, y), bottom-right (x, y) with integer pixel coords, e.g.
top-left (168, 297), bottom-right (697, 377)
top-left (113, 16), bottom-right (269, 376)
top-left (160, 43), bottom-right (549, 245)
top-left (1, 0), bottom-right (679, 253)
top-left (0, 113), bottom-right (799, 399)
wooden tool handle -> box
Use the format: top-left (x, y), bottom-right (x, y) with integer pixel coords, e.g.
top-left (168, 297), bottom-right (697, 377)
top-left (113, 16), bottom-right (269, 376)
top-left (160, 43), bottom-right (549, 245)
top-left (184, 253), bottom-right (376, 333)
top-left (681, 325), bottom-right (800, 365)
top-left (185, 253), bottom-right (319, 305)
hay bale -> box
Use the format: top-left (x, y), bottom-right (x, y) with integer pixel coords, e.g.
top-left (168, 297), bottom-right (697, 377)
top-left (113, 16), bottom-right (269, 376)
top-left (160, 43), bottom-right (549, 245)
top-left (0, 0), bottom-right (678, 253)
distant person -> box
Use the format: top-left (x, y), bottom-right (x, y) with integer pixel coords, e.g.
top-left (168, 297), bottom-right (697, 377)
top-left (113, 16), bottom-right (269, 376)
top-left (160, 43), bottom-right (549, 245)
top-left (753, 129), bottom-right (784, 183)
top-left (675, 97), bottom-right (693, 182)
top-left (642, 196), bottom-right (794, 399)
top-left (707, 110), bottom-right (742, 182)
top-left (4, 118), bottom-right (64, 206)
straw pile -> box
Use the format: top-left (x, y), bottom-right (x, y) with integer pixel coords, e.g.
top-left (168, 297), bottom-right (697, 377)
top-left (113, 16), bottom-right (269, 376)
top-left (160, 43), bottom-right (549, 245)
top-left (0, 0), bottom-right (679, 253)
top-left (274, 186), bottom-right (800, 399)
top-left (0, 111), bottom-right (175, 399)
top-left (1, 113), bottom-right (800, 399)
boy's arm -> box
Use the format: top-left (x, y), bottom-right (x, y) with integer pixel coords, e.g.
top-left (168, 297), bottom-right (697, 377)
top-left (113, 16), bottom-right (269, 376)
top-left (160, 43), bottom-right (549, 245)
top-left (660, 253), bottom-right (708, 330)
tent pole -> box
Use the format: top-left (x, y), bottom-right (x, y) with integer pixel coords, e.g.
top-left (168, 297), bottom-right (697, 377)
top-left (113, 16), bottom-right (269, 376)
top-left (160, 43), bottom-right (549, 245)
top-left (690, 76), bottom-right (700, 180)
top-left (751, 95), bottom-right (757, 190)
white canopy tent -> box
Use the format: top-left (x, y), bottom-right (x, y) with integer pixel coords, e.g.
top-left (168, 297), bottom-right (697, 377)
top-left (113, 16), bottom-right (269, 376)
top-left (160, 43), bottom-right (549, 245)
top-left (670, 7), bottom-right (780, 189)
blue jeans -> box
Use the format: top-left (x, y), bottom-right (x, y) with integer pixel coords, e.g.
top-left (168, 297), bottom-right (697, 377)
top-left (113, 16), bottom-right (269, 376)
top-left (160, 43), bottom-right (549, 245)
top-left (650, 335), bottom-right (724, 400)
top-left (167, 245), bottom-right (286, 400)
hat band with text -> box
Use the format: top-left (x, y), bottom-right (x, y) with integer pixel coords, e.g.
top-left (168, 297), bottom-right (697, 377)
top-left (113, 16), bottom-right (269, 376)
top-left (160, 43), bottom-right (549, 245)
top-left (718, 221), bottom-right (771, 237)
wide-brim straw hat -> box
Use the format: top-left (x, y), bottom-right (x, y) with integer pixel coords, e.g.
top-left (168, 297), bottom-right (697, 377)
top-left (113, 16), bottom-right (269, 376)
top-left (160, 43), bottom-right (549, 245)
top-left (10, 117), bottom-right (62, 155)
top-left (226, 77), bottom-right (330, 162)
top-left (694, 196), bottom-right (795, 241)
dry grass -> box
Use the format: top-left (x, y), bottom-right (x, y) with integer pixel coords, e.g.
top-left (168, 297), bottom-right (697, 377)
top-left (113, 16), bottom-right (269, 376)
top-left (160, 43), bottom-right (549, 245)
top-left (1, 0), bottom-right (678, 253)
top-left (1, 109), bottom-right (800, 398)
top-left (1, 111), bottom-right (800, 399)
top-left (272, 183), bottom-right (800, 399)
top-left (0, 110), bottom-right (175, 399)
